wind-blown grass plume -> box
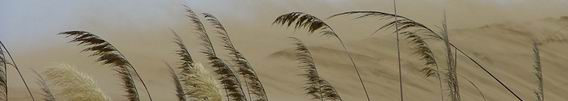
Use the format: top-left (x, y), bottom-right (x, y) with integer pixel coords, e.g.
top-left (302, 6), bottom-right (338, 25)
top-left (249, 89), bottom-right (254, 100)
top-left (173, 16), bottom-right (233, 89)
top-left (44, 65), bottom-right (108, 101)
top-left (0, 41), bottom-right (35, 101)
top-left (0, 41), bottom-right (6, 100)
top-left (171, 29), bottom-right (222, 101)
top-left (172, 30), bottom-right (195, 71)
top-left (166, 63), bottom-right (186, 101)
top-left (58, 31), bottom-right (153, 101)
top-left (274, 12), bottom-right (369, 101)
top-left (186, 63), bottom-right (223, 101)
top-left (184, 6), bottom-right (246, 101)
top-left (329, 11), bottom-right (524, 101)
top-left (532, 40), bottom-right (543, 101)
top-left (33, 70), bottom-right (56, 101)
top-left (291, 37), bottom-right (342, 101)
top-left (170, 30), bottom-right (197, 100)
top-left (204, 13), bottom-right (268, 101)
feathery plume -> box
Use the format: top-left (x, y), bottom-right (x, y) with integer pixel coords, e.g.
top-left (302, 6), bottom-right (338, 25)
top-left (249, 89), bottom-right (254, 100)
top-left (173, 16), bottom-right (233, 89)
top-left (58, 31), bottom-right (153, 101)
top-left (291, 37), bottom-right (342, 101)
top-left (166, 63), bottom-right (186, 101)
top-left (33, 69), bottom-right (56, 101)
top-left (274, 12), bottom-right (369, 101)
top-left (44, 64), bottom-right (109, 101)
top-left (204, 13), bottom-right (268, 101)
top-left (184, 6), bottom-right (246, 101)
top-left (184, 63), bottom-right (223, 101)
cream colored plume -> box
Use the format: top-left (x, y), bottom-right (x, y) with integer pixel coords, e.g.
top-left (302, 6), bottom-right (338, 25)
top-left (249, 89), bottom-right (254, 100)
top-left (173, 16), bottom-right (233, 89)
top-left (44, 64), bottom-right (109, 101)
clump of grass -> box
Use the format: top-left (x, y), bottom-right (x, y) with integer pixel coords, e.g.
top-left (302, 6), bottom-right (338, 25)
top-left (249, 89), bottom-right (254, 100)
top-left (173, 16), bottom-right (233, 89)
top-left (184, 5), bottom-right (246, 101)
top-left (274, 12), bottom-right (369, 101)
top-left (0, 41), bottom-right (36, 101)
top-left (291, 37), bottom-right (342, 101)
top-left (58, 31), bottom-right (152, 101)
top-left (204, 13), bottom-right (268, 101)
top-left (43, 64), bottom-right (109, 101)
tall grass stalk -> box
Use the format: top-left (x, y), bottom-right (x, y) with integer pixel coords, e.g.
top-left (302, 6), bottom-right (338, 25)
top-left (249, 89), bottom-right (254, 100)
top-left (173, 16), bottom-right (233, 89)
top-left (43, 64), bottom-right (109, 101)
top-left (58, 31), bottom-right (152, 101)
top-left (291, 37), bottom-right (342, 101)
top-left (0, 41), bottom-right (6, 101)
top-left (274, 12), bottom-right (370, 101)
top-left (442, 14), bottom-right (461, 101)
top-left (0, 41), bottom-right (36, 101)
top-left (204, 13), bottom-right (268, 101)
top-left (170, 31), bottom-right (223, 101)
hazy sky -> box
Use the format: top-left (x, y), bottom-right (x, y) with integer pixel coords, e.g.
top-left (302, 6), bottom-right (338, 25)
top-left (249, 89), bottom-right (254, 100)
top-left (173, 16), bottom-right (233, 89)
top-left (1, 0), bottom-right (568, 79)
top-left (2, 0), bottom-right (568, 51)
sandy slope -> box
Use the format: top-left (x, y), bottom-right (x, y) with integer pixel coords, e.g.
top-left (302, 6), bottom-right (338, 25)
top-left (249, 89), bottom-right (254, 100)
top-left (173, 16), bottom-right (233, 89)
top-left (6, 16), bottom-right (568, 101)
top-left (261, 16), bottom-right (568, 101)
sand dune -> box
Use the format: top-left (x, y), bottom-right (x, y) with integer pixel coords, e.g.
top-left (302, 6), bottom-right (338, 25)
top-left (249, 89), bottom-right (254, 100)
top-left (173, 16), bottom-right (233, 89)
top-left (5, 15), bottom-right (568, 101)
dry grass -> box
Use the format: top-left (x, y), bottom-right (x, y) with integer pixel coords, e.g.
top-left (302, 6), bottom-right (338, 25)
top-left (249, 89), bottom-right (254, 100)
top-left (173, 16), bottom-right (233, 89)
top-left (204, 13), bottom-right (268, 101)
top-left (58, 31), bottom-right (152, 101)
top-left (184, 5), bottom-right (246, 101)
top-left (291, 37), bottom-right (342, 101)
top-left (442, 15), bottom-right (461, 101)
